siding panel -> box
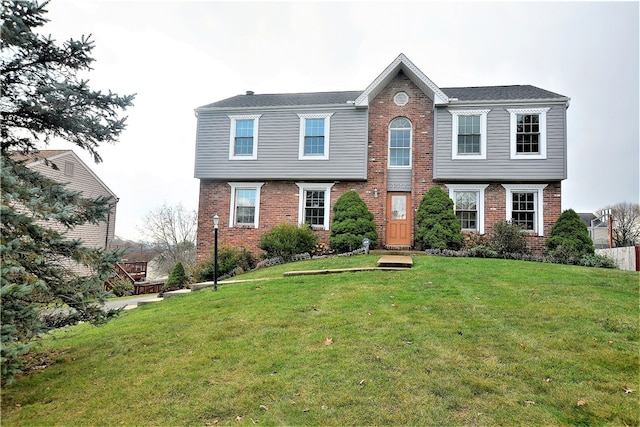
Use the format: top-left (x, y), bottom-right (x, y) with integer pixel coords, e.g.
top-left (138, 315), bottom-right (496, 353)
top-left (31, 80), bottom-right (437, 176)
top-left (195, 108), bottom-right (368, 180)
top-left (434, 104), bottom-right (567, 181)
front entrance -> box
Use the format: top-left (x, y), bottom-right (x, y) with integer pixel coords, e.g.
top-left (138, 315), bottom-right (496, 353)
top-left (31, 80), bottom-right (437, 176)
top-left (386, 192), bottom-right (412, 247)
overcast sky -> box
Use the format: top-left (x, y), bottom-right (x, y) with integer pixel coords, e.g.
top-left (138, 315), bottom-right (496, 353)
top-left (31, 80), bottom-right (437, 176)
top-left (41, 0), bottom-right (639, 242)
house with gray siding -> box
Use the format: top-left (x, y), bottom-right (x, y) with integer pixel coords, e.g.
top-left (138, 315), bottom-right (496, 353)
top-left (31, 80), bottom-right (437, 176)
top-left (194, 54), bottom-right (570, 259)
top-left (21, 150), bottom-right (118, 274)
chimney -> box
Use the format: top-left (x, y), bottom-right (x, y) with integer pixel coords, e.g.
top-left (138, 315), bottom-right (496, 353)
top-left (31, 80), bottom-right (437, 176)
top-left (246, 90), bottom-right (254, 95)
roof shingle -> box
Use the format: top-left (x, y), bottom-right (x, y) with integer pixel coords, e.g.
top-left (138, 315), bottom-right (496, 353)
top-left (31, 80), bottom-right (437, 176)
top-left (197, 85), bottom-right (567, 110)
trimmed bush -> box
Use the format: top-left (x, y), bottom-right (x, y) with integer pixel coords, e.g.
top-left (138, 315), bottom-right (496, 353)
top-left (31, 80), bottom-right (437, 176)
top-left (546, 209), bottom-right (594, 261)
top-left (330, 190), bottom-right (378, 253)
top-left (415, 187), bottom-right (463, 250)
top-left (163, 262), bottom-right (189, 291)
top-left (194, 246), bottom-right (256, 282)
top-left (259, 223), bottom-right (318, 260)
top-left (490, 221), bottom-right (529, 255)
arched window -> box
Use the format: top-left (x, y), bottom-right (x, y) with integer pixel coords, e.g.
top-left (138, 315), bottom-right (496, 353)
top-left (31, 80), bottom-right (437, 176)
top-left (389, 117), bottom-right (412, 167)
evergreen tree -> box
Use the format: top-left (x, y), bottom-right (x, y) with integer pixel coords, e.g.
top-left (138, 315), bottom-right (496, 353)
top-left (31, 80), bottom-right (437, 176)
top-left (329, 190), bottom-right (378, 253)
top-left (415, 187), bottom-right (463, 250)
top-left (546, 209), bottom-right (595, 259)
top-left (1, 1), bottom-right (135, 383)
top-left (163, 262), bottom-right (189, 291)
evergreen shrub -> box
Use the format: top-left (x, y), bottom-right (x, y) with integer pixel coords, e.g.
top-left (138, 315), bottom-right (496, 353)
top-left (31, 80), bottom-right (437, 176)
top-left (546, 209), bottom-right (595, 261)
top-left (330, 190), bottom-right (378, 253)
top-left (415, 187), bottom-right (463, 250)
top-left (163, 262), bottom-right (189, 291)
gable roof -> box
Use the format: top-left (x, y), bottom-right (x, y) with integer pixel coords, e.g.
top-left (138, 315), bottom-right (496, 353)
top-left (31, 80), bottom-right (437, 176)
top-left (22, 150), bottom-right (118, 200)
top-left (196, 53), bottom-right (569, 111)
top-left (355, 53), bottom-right (450, 107)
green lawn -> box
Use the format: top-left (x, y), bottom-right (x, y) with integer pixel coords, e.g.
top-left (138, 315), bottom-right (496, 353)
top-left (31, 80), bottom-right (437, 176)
top-left (2, 255), bottom-right (638, 426)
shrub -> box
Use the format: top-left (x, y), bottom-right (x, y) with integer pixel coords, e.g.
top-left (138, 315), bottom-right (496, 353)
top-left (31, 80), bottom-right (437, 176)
top-left (467, 245), bottom-right (498, 258)
top-left (578, 253), bottom-right (617, 269)
top-left (464, 232), bottom-right (490, 250)
top-left (194, 246), bottom-right (256, 282)
top-left (330, 190), bottom-right (378, 253)
top-left (110, 278), bottom-right (134, 297)
top-left (415, 187), bottom-right (463, 250)
top-left (163, 262), bottom-right (189, 291)
top-left (259, 223), bottom-right (318, 260)
top-left (546, 209), bottom-right (594, 259)
top-left (490, 221), bottom-right (529, 255)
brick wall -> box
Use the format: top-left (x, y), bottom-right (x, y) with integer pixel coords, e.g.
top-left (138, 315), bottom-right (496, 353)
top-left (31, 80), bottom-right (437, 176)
top-left (367, 71), bottom-right (435, 246)
top-left (481, 181), bottom-right (562, 256)
top-left (196, 180), bottom-right (373, 262)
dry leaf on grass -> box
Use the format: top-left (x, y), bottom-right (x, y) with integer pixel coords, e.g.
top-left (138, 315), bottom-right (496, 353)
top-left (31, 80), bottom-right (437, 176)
top-left (577, 400), bottom-right (586, 406)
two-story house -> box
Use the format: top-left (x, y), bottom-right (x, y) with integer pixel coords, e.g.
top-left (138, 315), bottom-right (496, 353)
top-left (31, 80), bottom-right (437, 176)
top-left (194, 54), bottom-right (569, 260)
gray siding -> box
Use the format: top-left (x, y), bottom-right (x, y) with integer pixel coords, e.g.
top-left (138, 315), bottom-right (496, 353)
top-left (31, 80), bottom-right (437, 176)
top-left (195, 107), bottom-right (368, 180)
top-left (387, 169), bottom-right (412, 191)
top-left (434, 104), bottom-right (567, 181)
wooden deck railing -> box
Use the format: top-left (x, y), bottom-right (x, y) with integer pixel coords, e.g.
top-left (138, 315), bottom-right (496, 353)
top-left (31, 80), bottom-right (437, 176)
top-left (106, 261), bottom-right (160, 295)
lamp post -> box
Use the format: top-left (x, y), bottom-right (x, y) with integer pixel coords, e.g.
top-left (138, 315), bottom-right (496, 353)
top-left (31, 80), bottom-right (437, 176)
top-left (213, 214), bottom-right (219, 291)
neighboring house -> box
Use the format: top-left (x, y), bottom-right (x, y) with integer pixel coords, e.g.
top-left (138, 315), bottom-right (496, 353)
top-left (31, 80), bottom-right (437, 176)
top-left (18, 150), bottom-right (118, 272)
top-left (194, 54), bottom-right (570, 259)
top-left (578, 212), bottom-right (610, 249)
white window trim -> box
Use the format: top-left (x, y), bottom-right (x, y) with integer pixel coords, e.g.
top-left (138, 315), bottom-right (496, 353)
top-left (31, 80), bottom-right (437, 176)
top-left (450, 109), bottom-right (490, 160)
top-left (388, 118), bottom-right (412, 169)
top-left (502, 183), bottom-right (548, 236)
top-left (446, 184), bottom-right (489, 234)
top-left (228, 114), bottom-right (262, 160)
top-left (298, 113), bottom-right (333, 160)
top-left (228, 182), bottom-right (264, 228)
top-left (507, 108), bottom-right (550, 160)
top-left (295, 182), bottom-right (334, 230)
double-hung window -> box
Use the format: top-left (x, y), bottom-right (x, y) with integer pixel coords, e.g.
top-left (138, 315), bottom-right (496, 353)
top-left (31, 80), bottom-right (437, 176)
top-left (447, 184), bottom-right (489, 233)
top-left (389, 117), bottom-right (412, 167)
top-left (229, 115), bottom-right (261, 160)
top-left (228, 182), bottom-right (264, 228)
top-left (298, 113), bottom-right (332, 160)
top-left (502, 184), bottom-right (547, 236)
top-left (507, 108), bottom-right (549, 160)
top-left (450, 110), bottom-right (489, 159)
top-left (295, 183), bottom-right (334, 230)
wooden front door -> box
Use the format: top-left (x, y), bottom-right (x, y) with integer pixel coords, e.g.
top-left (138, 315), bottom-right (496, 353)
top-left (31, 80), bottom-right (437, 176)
top-left (386, 192), bottom-right (412, 246)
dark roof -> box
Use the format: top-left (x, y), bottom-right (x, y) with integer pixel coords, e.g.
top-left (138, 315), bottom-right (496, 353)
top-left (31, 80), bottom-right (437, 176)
top-left (441, 85), bottom-right (567, 101)
top-left (197, 85), bottom-right (567, 110)
top-left (198, 91), bottom-right (363, 109)
top-left (577, 212), bottom-right (597, 226)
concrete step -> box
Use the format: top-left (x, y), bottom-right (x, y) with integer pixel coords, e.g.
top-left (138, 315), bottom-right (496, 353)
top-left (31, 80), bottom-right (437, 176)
top-left (376, 255), bottom-right (413, 268)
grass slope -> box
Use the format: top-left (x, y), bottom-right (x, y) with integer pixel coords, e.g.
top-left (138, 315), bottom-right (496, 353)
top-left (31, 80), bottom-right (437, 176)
top-left (2, 256), bottom-right (638, 426)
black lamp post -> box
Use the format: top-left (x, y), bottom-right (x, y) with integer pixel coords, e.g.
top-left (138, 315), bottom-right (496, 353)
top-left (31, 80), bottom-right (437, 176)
top-left (213, 214), bottom-right (219, 291)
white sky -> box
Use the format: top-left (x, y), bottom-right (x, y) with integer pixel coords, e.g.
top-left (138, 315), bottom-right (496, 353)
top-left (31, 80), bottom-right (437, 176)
top-left (40, 0), bottom-right (639, 242)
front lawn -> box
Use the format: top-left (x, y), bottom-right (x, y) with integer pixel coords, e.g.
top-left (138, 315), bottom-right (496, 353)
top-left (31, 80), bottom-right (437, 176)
top-left (2, 256), bottom-right (638, 425)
